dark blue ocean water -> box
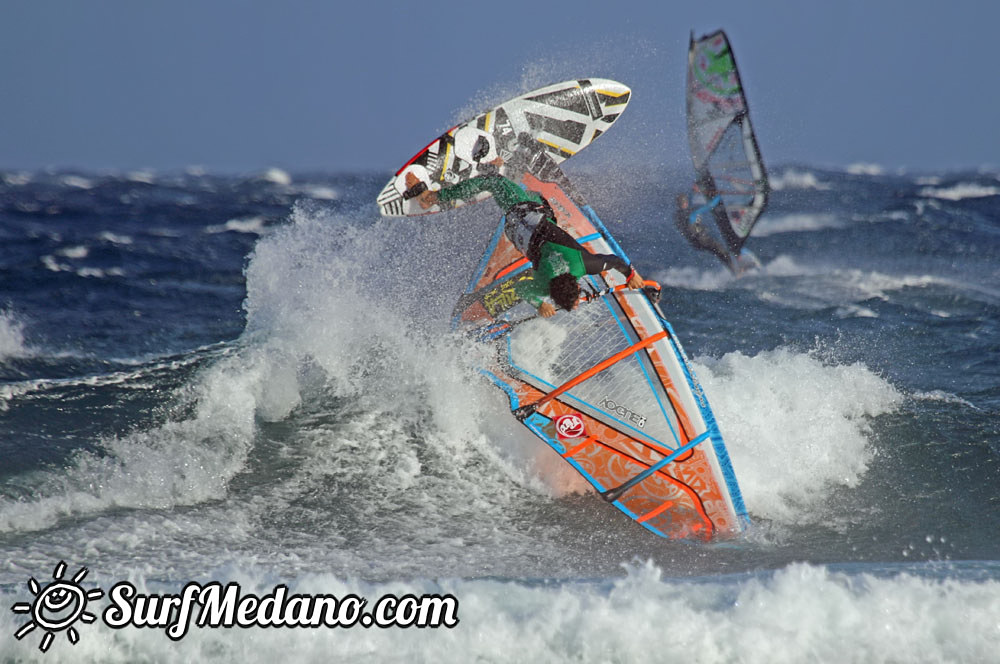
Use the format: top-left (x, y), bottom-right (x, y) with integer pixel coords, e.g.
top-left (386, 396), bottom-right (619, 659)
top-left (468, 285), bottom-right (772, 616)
top-left (0, 165), bottom-right (998, 662)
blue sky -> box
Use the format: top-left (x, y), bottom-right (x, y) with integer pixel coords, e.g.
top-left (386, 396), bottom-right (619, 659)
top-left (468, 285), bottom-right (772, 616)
top-left (2, 0), bottom-right (996, 174)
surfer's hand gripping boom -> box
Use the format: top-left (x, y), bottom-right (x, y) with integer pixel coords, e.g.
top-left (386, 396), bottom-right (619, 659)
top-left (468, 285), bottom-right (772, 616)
top-left (586, 280), bottom-right (661, 304)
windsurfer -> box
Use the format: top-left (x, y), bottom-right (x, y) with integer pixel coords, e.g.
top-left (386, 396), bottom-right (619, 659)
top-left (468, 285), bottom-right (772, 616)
top-left (405, 172), bottom-right (644, 317)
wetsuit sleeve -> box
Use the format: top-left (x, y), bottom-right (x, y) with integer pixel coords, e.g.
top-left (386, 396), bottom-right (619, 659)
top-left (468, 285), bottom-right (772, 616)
top-left (438, 175), bottom-right (539, 211)
top-left (514, 275), bottom-right (548, 308)
top-left (437, 176), bottom-right (498, 203)
top-left (580, 251), bottom-right (631, 278)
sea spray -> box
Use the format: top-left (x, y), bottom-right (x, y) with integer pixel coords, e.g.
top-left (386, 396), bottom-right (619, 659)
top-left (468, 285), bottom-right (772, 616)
top-left (693, 348), bottom-right (903, 524)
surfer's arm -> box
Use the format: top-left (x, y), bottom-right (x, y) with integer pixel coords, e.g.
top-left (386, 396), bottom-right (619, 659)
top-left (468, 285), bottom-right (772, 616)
top-left (580, 251), bottom-right (643, 288)
top-left (437, 176), bottom-right (515, 205)
top-left (437, 175), bottom-right (540, 211)
top-left (437, 176), bottom-right (491, 203)
top-left (514, 276), bottom-right (552, 314)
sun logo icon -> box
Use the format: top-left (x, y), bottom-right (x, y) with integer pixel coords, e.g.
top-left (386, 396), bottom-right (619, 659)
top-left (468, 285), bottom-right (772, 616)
top-left (11, 561), bottom-right (104, 652)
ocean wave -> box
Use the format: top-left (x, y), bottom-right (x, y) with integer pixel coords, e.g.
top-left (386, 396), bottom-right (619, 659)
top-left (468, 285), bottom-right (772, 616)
top-left (56, 244), bottom-right (90, 259)
top-left (255, 168), bottom-right (292, 186)
top-left (39, 255), bottom-right (125, 278)
top-left (98, 231), bottom-right (134, 245)
top-left (910, 390), bottom-right (979, 409)
top-left (694, 348), bottom-right (903, 527)
top-left (769, 169), bottom-right (831, 191)
top-left (0, 561), bottom-right (994, 663)
top-left (652, 265), bottom-right (736, 291)
top-left (0, 310), bottom-right (31, 362)
top-left (654, 257), bottom-right (950, 300)
top-left (125, 170), bottom-right (156, 184)
top-left (0, 204), bottom-right (527, 553)
top-left (0, 347), bottom-right (259, 534)
top-left (846, 162), bottom-right (885, 176)
top-left (59, 174), bottom-right (95, 190)
top-left (752, 213), bottom-right (842, 237)
top-left (918, 182), bottom-right (1000, 200)
top-left (1, 172), bottom-right (32, 186)
top-left (206, 217), bottom-right (269, 235)
top-left (295, 184), bottom-right (339, 200)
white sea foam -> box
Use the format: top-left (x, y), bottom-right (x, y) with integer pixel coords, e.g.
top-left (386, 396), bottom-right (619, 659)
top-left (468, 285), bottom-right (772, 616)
top-left (2, 172), bottom-right (31, 186)
top-left (769, 169), bottom-right (830, 191)
top-left (0, 561), bottom-right (995, 663)
top-left (0, 203), bottom-right (531, 558)
top-left (77, 266), bottom-right (125, 278)
top-left (297, 184), bottom-right (339, 200)
top-left (846, 162), bottom-right (884, 176)
top-left (60, 174), bottom-right (95, 189)
top-left (835, 304), bottom-right (878, 318)
top-left (693, 348), bottom-right (903, 526)
top-left (0, 347), bottom-right (262, 533)
top-left (40, 255), bottom-right (71, 273)
top-left (0, 348), bottom-right (218, 415)
top-left (99, 231), bottom-right (134, 245)
top-left (753, 265), bottom-right (950, 315)
top-left (918, 183), bottom-right (1000, 200)
top-left (654, 265), bottom-right (736, 291)
top-left (752, 213), bottom-right (841, 237)
top-left (56, 244), bottom-right (90, 259)
top-left (126, 170), bottom-right (156, 184)
top-left (877, 209), bottom-right (910, 222)
top-left (911, 390), bottom-right (978, 409)
top-left (206, 216), bottom-right (268, 234)
top-left (39, 254), bottom-right (124, 278)
top-left (654, 254), bottom-right (819, 291)
top-left (658, 256), bottom-right (969, 315)
top-left (0, 310), bottom-right (31, 362)
top-left (256, 168), bottom-right (292, 186)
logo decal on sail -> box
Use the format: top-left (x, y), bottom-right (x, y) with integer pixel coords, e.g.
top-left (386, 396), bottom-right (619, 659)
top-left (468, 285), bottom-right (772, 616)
top-left (554, 414), bottom-right (586, 440)
top-left (599, 397), bottom-right (647, 429)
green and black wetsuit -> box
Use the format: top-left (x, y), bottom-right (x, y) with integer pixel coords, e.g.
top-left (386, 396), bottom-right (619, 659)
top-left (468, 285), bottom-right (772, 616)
top-left (438, 175), bottom-right (632, 307)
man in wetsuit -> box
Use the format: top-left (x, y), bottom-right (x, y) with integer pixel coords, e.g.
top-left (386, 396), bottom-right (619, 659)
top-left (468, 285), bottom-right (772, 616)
top-left (405, 171), bottom-right (644, 317)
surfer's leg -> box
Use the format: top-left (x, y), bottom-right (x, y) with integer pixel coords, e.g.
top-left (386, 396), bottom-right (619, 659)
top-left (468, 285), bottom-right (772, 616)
top-left (503, 210), bottom-right (540, 259)
top-left (690, 224), bottom-right (734, 268)
top-left (534, 221), bottom-right (584, 252)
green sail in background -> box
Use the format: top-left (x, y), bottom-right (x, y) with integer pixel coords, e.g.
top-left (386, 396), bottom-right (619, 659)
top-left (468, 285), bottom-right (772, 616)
top-left (687, 30), bottom-right (769, 253)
